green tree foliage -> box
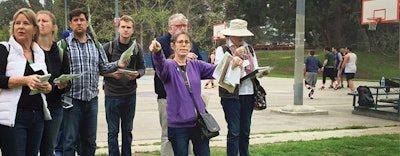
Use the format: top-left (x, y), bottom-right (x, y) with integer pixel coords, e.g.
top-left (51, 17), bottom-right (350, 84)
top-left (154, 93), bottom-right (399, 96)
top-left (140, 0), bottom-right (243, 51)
top-left (0, 0), bottom-right (397, 55)
top-left (0, 0), bottom-right (30, 41)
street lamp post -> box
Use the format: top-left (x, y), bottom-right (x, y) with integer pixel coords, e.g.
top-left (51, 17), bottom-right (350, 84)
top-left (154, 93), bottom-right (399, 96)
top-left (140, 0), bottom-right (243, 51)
top-left (64, 0), bottom-right (68, 30)
top-left (294, 0), bottom-right (305, 105)
top-left (115, 0), bottom-right (119, 39)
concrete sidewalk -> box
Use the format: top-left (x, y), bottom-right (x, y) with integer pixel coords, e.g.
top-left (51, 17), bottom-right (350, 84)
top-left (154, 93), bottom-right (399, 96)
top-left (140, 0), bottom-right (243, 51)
top-left (95, 75), bottom-right (400, 154)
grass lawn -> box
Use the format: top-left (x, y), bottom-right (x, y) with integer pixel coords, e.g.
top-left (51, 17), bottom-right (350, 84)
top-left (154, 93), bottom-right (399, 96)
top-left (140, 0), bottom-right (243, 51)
top-left (256, 50), bottom-right (399, 80)
top-left (209, 134), bottom-right (400, 156)
top-left (95, 134), bottom-right (399, 156)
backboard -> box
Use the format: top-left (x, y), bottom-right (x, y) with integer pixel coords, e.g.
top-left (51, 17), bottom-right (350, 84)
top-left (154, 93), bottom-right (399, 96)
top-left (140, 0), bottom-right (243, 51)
top-left (213, 23), bottom-right (226, 40)
top-left (362, 0), bottom-right (400, 25)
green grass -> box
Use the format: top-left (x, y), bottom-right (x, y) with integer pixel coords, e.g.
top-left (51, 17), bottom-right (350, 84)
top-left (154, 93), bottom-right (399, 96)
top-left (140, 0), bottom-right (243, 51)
top-left (95, 134), bottom-right (399, 156)
top-left (256, 50), bottom-right (399, 80)
top-left (210, 134), bottom-right (400, 156)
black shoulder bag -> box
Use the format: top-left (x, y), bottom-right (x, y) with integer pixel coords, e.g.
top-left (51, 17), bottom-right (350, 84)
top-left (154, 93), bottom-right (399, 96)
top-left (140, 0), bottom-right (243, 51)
top-left (179, 66), bottom-right (220, 140)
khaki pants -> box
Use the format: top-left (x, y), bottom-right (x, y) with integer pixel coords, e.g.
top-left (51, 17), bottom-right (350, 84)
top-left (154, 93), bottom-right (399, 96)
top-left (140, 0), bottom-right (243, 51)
top-left (158, 98), bottom-right (193, 156)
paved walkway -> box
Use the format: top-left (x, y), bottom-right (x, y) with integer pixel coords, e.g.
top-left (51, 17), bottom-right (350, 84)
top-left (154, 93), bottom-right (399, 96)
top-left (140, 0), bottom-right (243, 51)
top-left (94, 74), bottom-right (400, 154)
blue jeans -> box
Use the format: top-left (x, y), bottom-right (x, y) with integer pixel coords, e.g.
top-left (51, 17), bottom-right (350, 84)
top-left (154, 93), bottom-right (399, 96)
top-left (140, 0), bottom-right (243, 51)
top-left (40, 108), bottom-right (63, 156)
top-left (221, 95), bottom-right (254, 156)
top-left (105, 94), bottom-right (136, 156)
top-left (0, 124), bottom-right (14, 155)
top-left (168, 127), bottom-right (210, 156)
top-left (62, 97), bottom-right (98, 156)
top-left (11, 110), bottom-right (45, 156)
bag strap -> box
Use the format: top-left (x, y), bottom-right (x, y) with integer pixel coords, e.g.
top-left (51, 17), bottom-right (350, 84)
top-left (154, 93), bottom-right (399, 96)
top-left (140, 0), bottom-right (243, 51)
top-left (222, 45), bottom-right (254, 56)
top-left (179, 67), bottom-right (202, 116)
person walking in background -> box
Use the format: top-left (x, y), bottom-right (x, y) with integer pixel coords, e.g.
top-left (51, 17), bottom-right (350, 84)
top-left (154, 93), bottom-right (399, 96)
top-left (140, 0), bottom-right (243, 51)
top-left (320, 47), bottom-right (335, 90)
top-left (214, 19), bottom-right (259, 156)
top-left (59, 8), bottom-right (129, 156)
top-left (332, 47), bottom-right (342, 90)
top-left (304, 50), bottom-right (323, 99)
top-left (339, 47), bottom-right (347, 88)
top-left (153, 13), bottom-right (203, 156)
top-left (0, 8), bottom-right (52, 155)
top-left (150, 30), bottom-right (243, 156)
top-left (204, 48), bottom-right (217, 89)
top-left (36, 10), bottom-right (70, 156)
top-left (102, 15), bottom-right (146, 156)
top-left (341, 47), bottom-right (357, 93)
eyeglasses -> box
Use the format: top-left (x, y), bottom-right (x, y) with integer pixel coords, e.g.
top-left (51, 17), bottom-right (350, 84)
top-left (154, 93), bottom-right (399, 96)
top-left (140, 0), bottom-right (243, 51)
top-left (175, 40), bottom-right (191, 45)
top-left (171, 24), bottom-right (187, 28)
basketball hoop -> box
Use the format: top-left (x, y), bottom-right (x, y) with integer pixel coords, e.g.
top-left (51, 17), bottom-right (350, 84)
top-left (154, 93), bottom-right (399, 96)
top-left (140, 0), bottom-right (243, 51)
top-left (367, 18), bottom-right (382, 31)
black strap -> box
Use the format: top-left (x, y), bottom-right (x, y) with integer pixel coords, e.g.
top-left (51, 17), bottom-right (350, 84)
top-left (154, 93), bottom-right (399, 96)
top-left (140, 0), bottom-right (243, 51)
top-left (221, 45), bottom-right (254, 56)
top-left (179, 67), bottom-right (202, 116)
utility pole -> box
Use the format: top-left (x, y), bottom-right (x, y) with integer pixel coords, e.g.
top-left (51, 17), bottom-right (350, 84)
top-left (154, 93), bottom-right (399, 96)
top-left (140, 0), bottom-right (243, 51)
top-left (271, 0), bottom-right (327, 115)
top-left (294, 0), bottom-right (305, 105)
top-left (64, 0), bottom-right (68, 30)
top-left (115, 0), bottom-right (119, 39)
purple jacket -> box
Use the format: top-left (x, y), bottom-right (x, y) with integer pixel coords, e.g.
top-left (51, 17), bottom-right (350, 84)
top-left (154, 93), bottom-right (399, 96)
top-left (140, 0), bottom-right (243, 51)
top-left (152, 50), bottom-right (216, 128)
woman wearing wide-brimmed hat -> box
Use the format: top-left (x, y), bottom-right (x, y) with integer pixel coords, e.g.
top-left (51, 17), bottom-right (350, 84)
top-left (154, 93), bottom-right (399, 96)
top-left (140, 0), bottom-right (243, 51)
top-left (214, 19), bottom-right (260, 156)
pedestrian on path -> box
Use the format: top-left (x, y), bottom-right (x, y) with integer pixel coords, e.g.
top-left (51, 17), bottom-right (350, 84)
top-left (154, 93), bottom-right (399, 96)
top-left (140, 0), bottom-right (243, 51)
top-left (304, 50), bottom-right (323, 99)
top-left (102, 15), bottom-right (146, 156)
top-left (58, 8), bottom-right (129, 155)
top-left (153, 13), bottom-right (203, 156)
top-left (214, 19), bottom-right (259, 156)
top-left (36, 10), bottom-right (70, 156)
top-left (150, 30), bottom-right (242, 156)
top-left (340, 47), bottom-right (357, 93)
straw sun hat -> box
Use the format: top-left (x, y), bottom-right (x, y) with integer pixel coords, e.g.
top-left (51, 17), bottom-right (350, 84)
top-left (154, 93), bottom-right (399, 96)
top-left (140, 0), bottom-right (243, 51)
top-left (220, 19), bottom-right (254, 37)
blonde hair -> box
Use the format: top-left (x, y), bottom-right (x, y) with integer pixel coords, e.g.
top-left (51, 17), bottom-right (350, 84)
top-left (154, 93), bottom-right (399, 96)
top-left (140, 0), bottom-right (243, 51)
top-left (10, 8), bottom-right (40, 41)
top-left (119, 15), bottom-right (135, 28)
top-left (36, 10), bottom-right (58, 40)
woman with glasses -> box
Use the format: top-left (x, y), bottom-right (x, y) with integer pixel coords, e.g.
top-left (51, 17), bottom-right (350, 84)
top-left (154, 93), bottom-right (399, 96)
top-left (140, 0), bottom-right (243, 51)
top-left (150, 30), bottom-right (242, 156)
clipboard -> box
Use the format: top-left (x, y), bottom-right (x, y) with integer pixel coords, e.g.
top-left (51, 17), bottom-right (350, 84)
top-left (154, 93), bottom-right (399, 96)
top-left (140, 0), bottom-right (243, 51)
top-left (218, 56), bottom-right (236, 93)
top-left (240, 66), bottom-right (273, 82)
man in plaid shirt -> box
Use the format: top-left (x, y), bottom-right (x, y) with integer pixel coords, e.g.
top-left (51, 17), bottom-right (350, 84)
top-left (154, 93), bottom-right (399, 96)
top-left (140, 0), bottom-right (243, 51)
top-left (58, 8), bottom-right (129, 156)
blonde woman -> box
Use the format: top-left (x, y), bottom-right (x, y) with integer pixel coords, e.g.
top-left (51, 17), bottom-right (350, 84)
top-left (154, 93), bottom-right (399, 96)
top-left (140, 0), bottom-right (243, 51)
top-left (0, 8), bottom-right (51, 155)
top-left (36, 10), bottom-right (70, 156)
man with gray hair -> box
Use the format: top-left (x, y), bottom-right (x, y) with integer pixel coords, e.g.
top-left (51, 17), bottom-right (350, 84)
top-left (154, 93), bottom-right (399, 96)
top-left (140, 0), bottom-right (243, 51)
top-left (153, 13), bottom-right (202, 155)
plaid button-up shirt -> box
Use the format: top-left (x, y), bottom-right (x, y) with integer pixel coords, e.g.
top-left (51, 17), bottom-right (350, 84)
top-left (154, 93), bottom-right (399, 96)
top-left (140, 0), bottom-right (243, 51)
top-left (59, 33), bottom-right (118, 101)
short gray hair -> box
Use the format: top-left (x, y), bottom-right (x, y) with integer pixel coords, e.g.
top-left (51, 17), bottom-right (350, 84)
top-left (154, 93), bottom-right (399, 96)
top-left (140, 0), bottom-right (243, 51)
top-left (168, 13), bottom-right (188, 27)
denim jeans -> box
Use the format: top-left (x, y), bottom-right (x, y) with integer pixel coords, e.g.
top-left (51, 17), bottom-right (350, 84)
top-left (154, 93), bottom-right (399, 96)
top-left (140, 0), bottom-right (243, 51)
top-left (168, 127), bottom-right (210, 156)
top-left (221, 95), bottom-right (254, 156)
top-left (40, 108), bottom-right (63, 156)
top-left (62, 97), bottom-right (98, 156)
top-left (105, 94), bottom-right (136, 156)
top-left (0, 124), bottom-right (15, 155)
top-left (11, 110), bottom-right (45, 156)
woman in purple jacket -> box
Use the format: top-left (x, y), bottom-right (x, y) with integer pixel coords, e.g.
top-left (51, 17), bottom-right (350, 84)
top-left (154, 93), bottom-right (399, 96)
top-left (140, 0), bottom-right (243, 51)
top-left (150, 30), bottom-right (242, 156)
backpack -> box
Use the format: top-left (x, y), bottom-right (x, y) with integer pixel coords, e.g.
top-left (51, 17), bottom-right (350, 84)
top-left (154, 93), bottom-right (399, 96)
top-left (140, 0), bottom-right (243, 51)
top-left (357, 86), bottom-right (375, 107)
